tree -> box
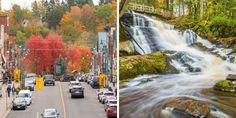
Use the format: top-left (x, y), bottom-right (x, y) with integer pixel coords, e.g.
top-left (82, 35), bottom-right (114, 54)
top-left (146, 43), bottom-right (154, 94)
top-left (46, 5), bottom-right (67, 29)
top-left (79, 47), bottom-right (92, 73)
top-left (67, 0), bottom-right (94, 8)
top-left (81, 4), bottom-right (96, 32)
top-left (23, 34), bottom-right (66, 74)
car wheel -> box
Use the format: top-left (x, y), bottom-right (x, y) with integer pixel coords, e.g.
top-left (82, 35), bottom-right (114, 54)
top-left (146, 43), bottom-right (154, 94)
top-left (23, 106), bottom-right (26, 110)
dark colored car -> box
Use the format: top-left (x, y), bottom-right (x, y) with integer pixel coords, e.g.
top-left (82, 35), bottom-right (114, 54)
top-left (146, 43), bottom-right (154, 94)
top-left (61, 75), bottom-right (75, 82)
top-left (106, 105), bottom-right (117, 118)
top-left (12, 98), bottom-right (27, 110)
top-left (71, 86), bottom-right (84, 98)
top-left (90, 76), bottom-right (99, 88)
top-left (44, 74), bottom-right (55, 86)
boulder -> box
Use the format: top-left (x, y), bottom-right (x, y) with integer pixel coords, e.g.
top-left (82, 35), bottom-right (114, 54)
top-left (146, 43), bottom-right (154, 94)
top-left (119, 52), bottom-right (178, 81)
top-left (162, 97), bottom-right (211, 118)
top-left (119, 40), bottom-right (136, 56)
top-left (213, 80), bottom-right (235, 92)
top-left (226, 74), bottom-right (236, 81)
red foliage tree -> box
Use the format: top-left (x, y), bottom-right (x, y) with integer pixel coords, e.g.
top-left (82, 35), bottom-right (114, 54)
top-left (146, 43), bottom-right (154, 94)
top-left (23, 34), bottom-right (66, 74)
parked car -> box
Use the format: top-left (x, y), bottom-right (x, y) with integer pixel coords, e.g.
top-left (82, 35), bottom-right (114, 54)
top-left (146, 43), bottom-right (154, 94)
top-left (99, 91), bottom-right (114, 103)
top-left (104, 99), bottom-right (117, 111)
top-left (97, 88), bottom-right (109, 100)
top-left (26, 73), bottom-right (37, 84)
top-left (69, 81), bottom-right (81, 93)
top-left (25, 80), bottom-right (35, 91)
top-left (41, 108), bottom-right (59, 118)
top-left (106, 105), bottom-right (117, 118)
top-left (44, 74), bottom-right (55, 86)
top-left (12, 97), bottom-right (27, 110)
top-left (71, 86), bottom-right (84, 98)
top-left (90, 76), bottom-right (99, 88)
top-left (18, 90), bottom-right (32, 105)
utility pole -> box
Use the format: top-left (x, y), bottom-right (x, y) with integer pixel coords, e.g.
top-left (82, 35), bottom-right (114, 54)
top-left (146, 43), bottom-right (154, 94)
top-left (19, 46), bottom-right (24, 88)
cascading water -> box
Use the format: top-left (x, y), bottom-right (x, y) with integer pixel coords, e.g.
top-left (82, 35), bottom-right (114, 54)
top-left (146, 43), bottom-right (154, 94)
top-left (120, 12), bottom-right (236, 118)
top-left (128, 12), bottom-right (236, 73)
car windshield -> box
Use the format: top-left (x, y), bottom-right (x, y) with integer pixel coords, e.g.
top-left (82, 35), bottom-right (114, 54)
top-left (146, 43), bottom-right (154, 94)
top-left (44, 75), bottom-right (53, 80)
top-left (104, 93), bottom-right (113, 96)
top-left (14, 98), bottom-right (25, 103)
top-left (18, 93), bottom-right (29, 98)
top-left (109, 101), bottom-right (117, 104)
top-left (44, 110), bottom-right (56, 117)
top-left (71, 82), bottom-right (80, 86)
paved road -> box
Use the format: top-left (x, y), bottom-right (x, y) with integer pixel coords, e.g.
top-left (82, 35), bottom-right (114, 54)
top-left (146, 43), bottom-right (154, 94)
top-left (7, 81), bottom-right (107, 118)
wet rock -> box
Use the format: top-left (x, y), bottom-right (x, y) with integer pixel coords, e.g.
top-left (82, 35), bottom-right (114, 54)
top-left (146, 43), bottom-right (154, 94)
top-left (226, 74), bottom-right (236, 82)
top-left (213, 80), bottom-right (235, 92)
top-left (120, 12), bottom-right (134, 27)
top-left (192, 42), bottom-right (210, 52)
top-left (162, 97), bottom-right (211, 118)
top-left (120, 40), bottom-right (136, 56)
top-left (119, 52), bottom-right (178, 81)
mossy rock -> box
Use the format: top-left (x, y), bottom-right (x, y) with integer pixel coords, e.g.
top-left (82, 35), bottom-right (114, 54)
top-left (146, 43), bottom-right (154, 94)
top-left (213, 80), bottom-right (235, 92)
top-left (163, 97), bottom-right (211, 118)
top-left (119, 52), bottom-right (177, 81)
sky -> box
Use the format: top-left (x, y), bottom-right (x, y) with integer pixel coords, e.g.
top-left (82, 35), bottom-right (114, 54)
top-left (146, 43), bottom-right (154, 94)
top-left (2, 0), bottom-right (100, 10)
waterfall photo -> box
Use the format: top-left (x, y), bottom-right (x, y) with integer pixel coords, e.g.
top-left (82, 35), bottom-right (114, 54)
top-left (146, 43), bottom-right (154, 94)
top-left (119, 0), bottom-right (236, 118)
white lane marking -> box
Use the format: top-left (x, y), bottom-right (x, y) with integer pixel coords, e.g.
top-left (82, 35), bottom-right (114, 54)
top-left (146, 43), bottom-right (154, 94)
top-left (36, 112), bottom-right (39, 118)
top-left (59, 82), bottom-right (67, 118)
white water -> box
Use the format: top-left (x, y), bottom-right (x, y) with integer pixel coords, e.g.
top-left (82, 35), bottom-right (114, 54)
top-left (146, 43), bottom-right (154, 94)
top-left (120, 12), bottom-right (236, 118)
top-left (130, 12), bottom-right (236, 73)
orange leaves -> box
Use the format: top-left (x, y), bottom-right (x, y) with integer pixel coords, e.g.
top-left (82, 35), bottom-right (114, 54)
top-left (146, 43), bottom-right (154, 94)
top-left (23, 34), bottom-right (66, 74)
top-left (67, 46), bottom-right (92, 73)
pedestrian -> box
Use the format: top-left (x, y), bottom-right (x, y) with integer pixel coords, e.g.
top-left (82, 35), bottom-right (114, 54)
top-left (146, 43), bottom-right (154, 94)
top-left (6, 84), bottom-right (11, 97)
top-left (12, 84), bottom-right (15, 96)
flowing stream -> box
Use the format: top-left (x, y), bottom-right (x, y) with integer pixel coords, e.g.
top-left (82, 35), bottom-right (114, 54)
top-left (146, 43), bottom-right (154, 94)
top-left (120, 12), bottom-right (236, 118)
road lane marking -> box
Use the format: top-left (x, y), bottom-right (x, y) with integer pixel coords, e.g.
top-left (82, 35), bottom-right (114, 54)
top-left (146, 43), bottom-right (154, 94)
top-left (59, 82), bottom-right (67, 118)
top-left (36, 112), bottom-right (39, 118)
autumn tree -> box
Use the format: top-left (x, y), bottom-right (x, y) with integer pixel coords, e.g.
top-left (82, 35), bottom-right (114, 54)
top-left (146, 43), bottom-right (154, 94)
top-left (23, 34), bottom-right (66, 74)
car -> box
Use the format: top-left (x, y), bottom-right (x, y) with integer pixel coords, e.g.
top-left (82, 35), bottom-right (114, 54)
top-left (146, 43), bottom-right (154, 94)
top-left (106, 105), bottom-right (117, 118)
top-left (26, 73), bottom-right (37, 84)
top-left (44, 74), bottom-right (55, 86)
top-left (61, 75), bottom-right (75, 82)
top-left (97, 88), bottom-right (109, 100)
top-left (25, 78), bottom-right (35, 91)
top-left (41, 108), bottom-right (59, 118)
top-left (90, 76), bottom-right (99, 88)
top-left (71, 86), bottom-right (84, 98)
top-left (18, 90), bottom-right (32, 105)
top-left (69, 81), bottom-right (81, 92)
top-left (104, 99), bottom-right (117, 111)
top-left (12, 97), bottom-right (27, 110)
top-left (100, 91), bottom-right (114, 104)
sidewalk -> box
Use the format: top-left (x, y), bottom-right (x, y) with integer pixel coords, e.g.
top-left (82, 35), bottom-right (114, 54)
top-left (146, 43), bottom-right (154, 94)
top-left (0, 83), bottom-right (14, 118)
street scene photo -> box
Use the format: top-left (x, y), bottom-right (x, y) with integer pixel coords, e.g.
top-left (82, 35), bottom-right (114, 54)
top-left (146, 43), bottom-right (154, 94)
top-left (0, 0), bottom-right (117, 118)
top-left (120, 0), bottom-right (236, 118)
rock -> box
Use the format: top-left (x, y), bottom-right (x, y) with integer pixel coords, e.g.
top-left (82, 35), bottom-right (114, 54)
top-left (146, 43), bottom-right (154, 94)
top-left (162, 97), bottom-right (211, 118)
top-left (213, 80), bottom-right (235, 92)
top-left (119, 52), bottom-right (178, 81)
top-left (226, 74), bottom-right (236, 81)
top-left (120, 12), bottom-right (134, 27)
top-left (119, 40), bottom-right (136, 56)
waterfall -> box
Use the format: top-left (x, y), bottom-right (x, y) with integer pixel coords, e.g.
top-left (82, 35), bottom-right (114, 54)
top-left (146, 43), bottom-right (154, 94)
top-left (128, 12), bottom-right (236, 73)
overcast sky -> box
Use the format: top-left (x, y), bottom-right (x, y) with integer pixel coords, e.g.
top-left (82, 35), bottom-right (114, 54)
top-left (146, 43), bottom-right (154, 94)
top-left (2, 0), bottom-right (100, 10)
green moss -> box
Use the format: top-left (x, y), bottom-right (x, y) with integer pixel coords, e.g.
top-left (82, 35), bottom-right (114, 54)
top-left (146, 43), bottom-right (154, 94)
top-left (214, 80), bottom-right (235, 92)
top-left (119, 52), bottom-right (177, 81)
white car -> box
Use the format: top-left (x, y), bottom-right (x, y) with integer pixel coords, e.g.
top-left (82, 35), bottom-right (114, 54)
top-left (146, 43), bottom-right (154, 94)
top-left (41, 108), bottom-right (59, 118)
top-left (26, 73), bottom-right (37, 84)
top-left (18, 90), bottom-right (32, 105)
top-left (104, 98), bottom-right (117, 111)
top-left (99, 91), bottom-right (114, 104)
top-left (69, 81), bottom-right (81, 92)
